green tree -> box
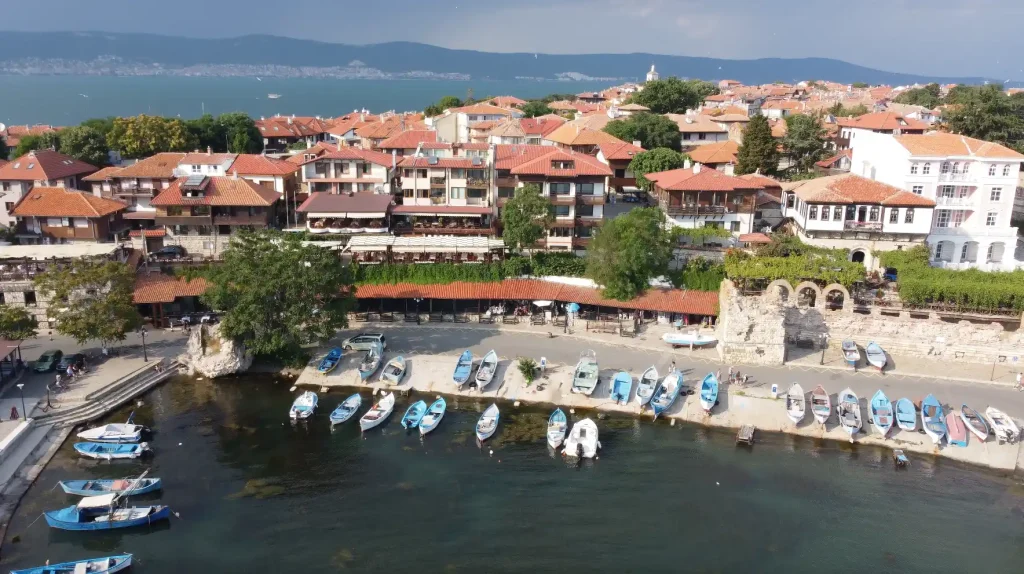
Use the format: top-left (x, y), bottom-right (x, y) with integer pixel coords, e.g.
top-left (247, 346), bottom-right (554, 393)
top-left (540, 93), bottom-right (578, 103)
top-left (500, 184), bottom-right (552, 254)
top-left (425, 95), bottom-right (463, 116)
top-left (80, 117), bottom-right (116, 141)
top-left (628, 148), bottom-right (686, 191)
top-left (942, 85), bottom-right (1024, 152)
top-left (185, 114), bottom-right (224, 152)
top-left (108, 115), bottom-right (199, 158)
top-left (219, 112), bottom-right (262, 154)
top-left (894, 83), bottom-right (941, 109)
top-left (826, 102), bottom-right (869, 117)
top-left (603, 113), bottom-right (681, 151)
top-left (851, 82), bottom-right (869, 89)
top-left (57, 126), bottom-right (109, 166)
top-left (197, 230), bottom-right (355, 363)
top-left (0, 305), bottom-right (37, 340)
top-left (628, 77), bottom-right (720, 114)
top-left (585, 207), bottom-right (675, 300)
top-left (735, 115), bottom-right (780, 175)
top-left (782, 115), bottom-right (827, 173)
top-left (519, 101), bottom-right (553, 118)
top-left (14, 132), bottom-right (60, 157)
top-left (33, 259), bottom-right (143, 346)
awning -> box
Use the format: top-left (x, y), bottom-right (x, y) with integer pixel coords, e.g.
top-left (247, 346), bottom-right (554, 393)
top-left (122, 211), bottom-right (157, 220)
top-left (348, 236), bottom-right (395, 252)
top-left (533, 300), bottom-right (553, 307)
top-left (392, 205), bottom-right (492, 216)
top-left (566, 303), bottom-right (581, 313)
top-left (78, 493), bottom-right (117, 508)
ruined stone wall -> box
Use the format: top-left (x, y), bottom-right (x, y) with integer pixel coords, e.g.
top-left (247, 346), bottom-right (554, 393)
top-left (715, 280), bottom-right (787, 365)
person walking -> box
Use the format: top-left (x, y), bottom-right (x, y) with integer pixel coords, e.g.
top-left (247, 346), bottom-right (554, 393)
top-left (1017, 371), bottom-right (1023, 391)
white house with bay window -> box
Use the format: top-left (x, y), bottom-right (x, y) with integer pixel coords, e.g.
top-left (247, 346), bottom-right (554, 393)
top-left (850, 131), bottom-right (1023, 271)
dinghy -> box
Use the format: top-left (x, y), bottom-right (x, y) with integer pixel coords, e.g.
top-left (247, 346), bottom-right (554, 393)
top-left (452, 350), bottom-right (473, 388)
top-left (475, 403), bottom-right (500, 441)
top-left (475, 350), bottom-right (498, 389)
top-left (662, 331), bottom-right (717, 348)
top-left (418, 398), bottom-right (447, 436)
top-left (76, 412), bottom-right (144, 444)
top-left (841, 340), bottom-right (860, 367)
top-left (946, 411), bottom-right (967, 447)
top-left (870, 390), bottom-right (893, 438)
top-left (570, 350), bottom-right (600, 396)
top-left (921, 394), bottom-right (947, 444)
top-left (73, 442), bottom-right (149, 460)
top-left (786, 383), bottom-right (806, 424)
top-left (650, 370), bottom-right (683, 419)
top-left (289, 391), bottom-right (318, 420)
top-left (563, 418), bottom-right (600, 459)
top-left (60, 477), bottom-right (162, 497)
top-left (865, 342), bottom-right (887, 371)
top-left (329, 393), bottom-right (362, 426)
top-left (986, 407), bottom-right (1019, 443)
top-left (317, 347), bottom-right (342, 373)
top-left (959, 405), bottom-right (989, 442)
top-left (635, 366), bottom-right (658, 407)
top-left (358, 343), bottom-right (383, 380)
top-left (359, 392), bottom-right (395, 431)
top-left (810, 385), bottom-right (831, 424)
top-left (10, 553), bottom-right (133, 574)
top-left (895, 398), bottom-right (917, 432)
top-left (379, 356), bottom-right (406, 385)
top-left (610, 371), bottom-right (633, 405)
top-left (836, 388), bottom-right (862, 441)
top-left (44, 493), bottom-right (170, 531)
top-left (547, 408), bottom-right (568, 449)
top-left (401, 400), bottom-right (427, 429)
top-left (699, 372), bottom-right (719, 413)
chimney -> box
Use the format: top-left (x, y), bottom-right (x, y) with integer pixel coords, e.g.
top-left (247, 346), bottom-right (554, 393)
top-left (693, 163), bottom-right (701, 174)
top-left (232, 169), bottom-right (238, 180)
top-left (338, 140), bottom-right (343, 152)
top-left (287, 117), bottom-right (293, 125)
top-left (683, 158), bottom-right (692, 169)
top-left (206, 146), bottom-right (212, 156)
top-left (632, 140), bottom-right (642, 148)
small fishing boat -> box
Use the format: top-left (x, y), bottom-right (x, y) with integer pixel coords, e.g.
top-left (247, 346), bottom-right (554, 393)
top-left (563, 418), bottom-right (600, 459)
top-left (836, 388), bottom-right (862, 441)
top-left (946, 411), bottom-right (968, 447)
top-left (317, 347), bottom-right (342, 373)
top-left (895, 398), bottom-right (917, 432)
top-left (76, 412), bottom-right (145, 443)
top-left (401, 400), bottom-right (427, 429)
top-left (786, 383), bottom-right (806, 424)
top-left (870, 390), bottom-right (893, 438)
top-left (635, 366), bottom-right (658, 407)
top-left (453, 350), bottom-right (474, 388)
top-left (547, 408), bottom-right (567, 449)
top-left (418, 398), bottom-right (447, 436)
top-left (10, 553), bottom-right (133, 574)
top-left (357, 344), bottom-right (383, 380)
top-left (267, 93), bottom-right (282, 99)
top-left (699, 372), bottom-right (719, 413)
top-left (960, 405), bottom-right (989, 442)
top-left (329, 393), bottom-right (362, 426)
top-left (570, 350), bottom-right (600, 396)
top-left (289, 391), bottom-right (318, 420)
top-left (810, 385), bottom-right (831, 424)
top-left (865, 342), bottom-right (887, 371)
top-left (44, 493), bottom-right (170, 531)
top-left (610, 371), bottom-right (633, 405)
top-left (379, 356), bottom-right (406, 385)
top-left (662, 331), bottom-right (717, 348)
top-left (650, 370), bottom-right (683, 419)
top-left (841, 339), bottom-right (860, 367)
top-left (892, 449), bottom-right (910, 468)
top-left (73, 442), bottom-right (149, 461)
top-left (60, 477), bottom-right (162, 497)
top-left (475, 350), bottom-right (498, 389)
top-left (475, 403), bottom-right (500, 441)
top-left (986, 407), bottom-right (1019, 443)
top-left (359, 392), bottom-right (395, 432)
top-left (921, 394), bottom-right (947, 444)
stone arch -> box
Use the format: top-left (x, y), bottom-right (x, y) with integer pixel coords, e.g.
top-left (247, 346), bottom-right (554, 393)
top-left (822, 283), bottom-right (851, 312)
top-left (850, 249), bottom-right (866, 264)
top-left (764, 279), bottom-right (794, 304)
top-left (794, 281), bottom-right (822, 308)
top-left (987, 242), bottom-right (1006, 264)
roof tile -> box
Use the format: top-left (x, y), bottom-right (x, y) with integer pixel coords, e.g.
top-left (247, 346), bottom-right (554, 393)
top-left (12, 186), bottom-right (127, 218)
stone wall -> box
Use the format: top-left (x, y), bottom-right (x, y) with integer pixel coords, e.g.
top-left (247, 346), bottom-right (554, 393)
top-left (163, 233), bottom-right (233, 258)
top-left (714, 279), bottom-right (786, 365)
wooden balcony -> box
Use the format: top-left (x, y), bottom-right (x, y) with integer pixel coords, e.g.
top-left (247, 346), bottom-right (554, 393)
top-left (213, 213), bottom-right (270, 226)
top-left (578, 194), bottom-right (605, 205)
top-left (609, 177), bottom-right (635, 188)
top-left (467, 178), bottom-right (488, 188)
top-left (572, 237), bottom-right (592, 248)
top-left (155, 215), bottom-right (213, 226)
top-left (661, 204), bottom-right (729, 216)
top-left (549, 195), bottom-right (575, 206)
top-left (844, 220), bottom-right (883, 232)
top-left (496, 177), bottom-right (517, 188)
top-left (430, 177), bottom-right (447, 187)
top-left (394, 223), bottom-right (495, 236)
top-left (114, 187), bottom-right (156, 197)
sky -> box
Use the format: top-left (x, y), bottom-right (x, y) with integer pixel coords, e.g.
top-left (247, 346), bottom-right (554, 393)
top-left (3, 0), bottom-right (1023, 80)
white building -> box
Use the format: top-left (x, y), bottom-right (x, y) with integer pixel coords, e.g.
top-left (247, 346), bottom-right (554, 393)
top-left (781, 173), bottom-right (935, 270)
top-left (646, 64), bottom-right (659, 83)
top-left (850, 131), bottom-right (1023, 270)
top-left (430, 103), bottom-right (519, 144)
top-left (297, 146), bottom-right (395, 194)
top-left (664, 114), bottom-right (730, 147)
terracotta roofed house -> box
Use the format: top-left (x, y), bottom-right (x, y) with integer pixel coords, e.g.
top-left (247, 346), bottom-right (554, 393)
top-left (298, 145), bottom-right (395, 195)
top-left (377, 130), bottom-right (440, 156)
top-left (395, 151), bottom-right (495, 235)
top-left (0, 125), bottom-right (62, 157)
top-left (837, 112), bottom-right (928, 150)
top-left (665, 114), bottom-right (730, 148)
top-left (0, 149), bottom-right (97, 228)
top-left (688, 141), bottom-right (741, 174)
top-left (431, 103), bottom-right (518, 144)
top-left (596, 141), bottom-right (645, 194)
top-left (256, 115), bottom-right (333, 153)
top-left (644, 164), bottom-right (763, 236)
top-left (12, 186), bottom-right (127, 243)
top-left (542, 124), bottom-right (626, 154)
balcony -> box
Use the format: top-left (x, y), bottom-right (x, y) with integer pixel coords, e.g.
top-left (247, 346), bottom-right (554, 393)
top-left (578, 194), bottom-right (605, 205)
top-left (609, 177), bottom-right (635, 188)
top-left (938, 172), bottom-right (972, 182)
top-left (213, 213), bottom-right (270, 226)
top-left (20, 226), bottom-right (98, 241)
top-left (430, 177), bottom-right (447, 187)
top-left (429, 196), bottom-right (447, 205)
top-left (572, 237), bottom-right (592, 248)
top-left (156, 215), bottom-right (213, 226)
top-left (394, 219), bottom-right (494, 236)
top-left (549, 195), bottom-right (575, 206)
top-left (496, 177), bottom-right (517, 188)
top-left (497, 196), bottom-right (512, 207)
top-left (935, 196), bottom-right (973, 207)
top-left (661, 204), bottom-right (729, 216)
top-left (843, 220), bottom-right (882, 232)
top-left (466, 197), bottom-right (487, 206)
top-left (114, 187), bottom-right (156, 197)
top-left (467, 178), bottom-right (488, 188)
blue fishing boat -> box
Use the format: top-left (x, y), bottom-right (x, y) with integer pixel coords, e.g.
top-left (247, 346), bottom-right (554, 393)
top-left (699, 372), bottom-right (719, 412)
top-left (921, 394), bottom-right (947, 444)
top-left (418, 397), bottom-right (447, 436)
top-left (841, 339), bottom-right (860, 367)
top-left (865, 342), bottom-right (887, 371)
top-left (475, 404), bottom-right (500, 441)
top-left (73, 442), bottom-right (149, 461)
top-left (60, 477), bottom-right (162, 497)
top-left (358, 343), bottom-right (383, 380)
top-left (10, 553), bottom-right (133, 574)
top-left (895, 398), bottom-right (917, 432)
top-left (870, 390), bottom-right (893, 438)
top-left (452, 350), bottom-right (473, 388)
top-left (610, 371), bottom-right (633, 405)
top-left (650, 371), bottom-right (683, 419)
top-left (44, 493), bottom-right (170, 531)
top-left (401, 400), bottom-right (427, 429)
top-left (329, 393), bottom-right (362, 426)
top-left (317, 347), bottom-right (343, 373)
top-left (547, 408), bottom-right (568, 448)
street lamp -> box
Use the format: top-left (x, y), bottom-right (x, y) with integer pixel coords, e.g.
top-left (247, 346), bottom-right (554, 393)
top-left (139, 327), bottom-right (149, 362)
top-left (16, 383), bottom-right (26, 421)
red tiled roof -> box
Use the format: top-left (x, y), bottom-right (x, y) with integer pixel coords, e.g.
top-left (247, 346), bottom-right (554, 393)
top-left (738, 173), bottom-right (783, 190)
top-left (783, 174), bottom-right (935, 207)
top-left (646, 166), bottom-right (759, 192)
top-left (180, 152), bottom-right (236, 166)
top-left (112, 153), bottom-right (186, 178)
top-left (598, 141), bottom-right (645, 161)
top-left (256, 116), bottom-right (333, 138)
top-left (0, 150), bottom-right (97, 181)
top-left (377, 130), bottom-right (439, 150)
top-left (460, 143), bottom-right (490, 151)
top-left (450, 103), bottom-right (514, 116)
top-left (227, 154), bottom-right (299, 176)
top-left (688, 141), bottom-right (739, 165)
top-left (490, 96), bottom-right (527, 108)
top-left (82, 166), bottom-right (123, 182)
top-left (301, 147), bottom-right (394, 167)
top-left (509, 148), bottom-right (612, 177)
top-left (151, 176), bottom-right (280, 207)
top-left (738, 233), bottom-right (772, 244)
top-left (12, 186), bottom-right (127, 217)
top-left (133, 273), bottom-right (210, 304)
top-left (814, 149), bottom-right (852, 169)
top-left (520, 117), bottom-right (565, 136)
top-left (297, 193), bottom-right (393, 214)
top-left (0, 124), bottom-right (62, 147)
top-left (129, 229), bottom-right (167, 238)
top-left (836, 112), bottom-right (928, 131)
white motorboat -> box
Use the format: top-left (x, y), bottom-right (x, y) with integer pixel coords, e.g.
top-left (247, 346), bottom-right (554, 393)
top-left (289, 391), bottom-right (318, 420)
top-left (810, 385), bottom-right (831, 425)
top-left (359, 392), bottom-right (395, 431)
top-left (986, 407), bottom-right (1019, 443)
top-left (786, 383), bottom-right (806, 424)
top-left (475, 350), bottom-right (498, 390)
top-left (475, 403), bottom-right (500, 442)
top-left (563, 418), bottom-right (600, 459)
top-left (77, 412), bottom-right (144, 443)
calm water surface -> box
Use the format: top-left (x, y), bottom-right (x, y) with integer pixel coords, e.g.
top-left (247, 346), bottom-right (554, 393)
top-left (3, 375), bottom-right (1024, 573)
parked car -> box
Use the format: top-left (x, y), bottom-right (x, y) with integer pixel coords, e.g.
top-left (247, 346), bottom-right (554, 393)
top-left (34, 350), bottom-right (64, 372)
top-left (58, 353), bottom-right (86, 372)
top-left (152, 245), bottom-right (187, 260)
top-left (341, 333), bottom-right (387, 351)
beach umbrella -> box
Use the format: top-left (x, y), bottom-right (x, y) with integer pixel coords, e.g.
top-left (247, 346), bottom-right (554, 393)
top-left (566, 303), bottom-right (580, 313)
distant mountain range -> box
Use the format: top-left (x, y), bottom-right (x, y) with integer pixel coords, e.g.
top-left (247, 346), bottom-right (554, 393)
top-left (0, 31), bottom-right (997, 86)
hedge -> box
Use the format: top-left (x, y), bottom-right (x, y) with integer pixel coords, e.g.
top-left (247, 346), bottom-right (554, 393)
top-left (879, 246), bottom-right (1024, 311)
top-left (353, 252), bottom-right (586, 285)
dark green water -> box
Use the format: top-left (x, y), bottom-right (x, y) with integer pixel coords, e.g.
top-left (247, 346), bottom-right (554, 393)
top-left (4, 375), bottom-right (1024, 573)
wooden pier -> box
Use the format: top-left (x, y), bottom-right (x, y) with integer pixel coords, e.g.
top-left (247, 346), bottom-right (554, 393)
top-left (736, 425), bottom-right (755, 446)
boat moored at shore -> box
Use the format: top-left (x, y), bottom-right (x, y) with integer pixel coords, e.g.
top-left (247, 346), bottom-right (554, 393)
top-left (786, 383), bottom-right (805, 424)
top-left (810, 385), bottom-right (831, 424)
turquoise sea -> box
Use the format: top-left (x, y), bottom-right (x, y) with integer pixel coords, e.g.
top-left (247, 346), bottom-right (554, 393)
top-left (0, 76), bottom-right (611, 126)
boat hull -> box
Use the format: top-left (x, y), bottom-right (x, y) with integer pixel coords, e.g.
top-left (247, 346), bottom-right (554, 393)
top-left (699, 374), bottom-right (719, 413)
top-left (11, 554), bottom-right (133, 574)
top-left (960, 406), bottom-right (989, 442)
top-left (73, 443), bottom-right (148, 460)
top-left (76, 425), bottom-right (143, 443)
top-left (895, 398), bottom-right (917, 432)
top-left (59, 478), bottom-right (162, 497)
top-left (786, 384), bottom-right (806, 424)
top-left (44, 506), bottom-right (171, 531)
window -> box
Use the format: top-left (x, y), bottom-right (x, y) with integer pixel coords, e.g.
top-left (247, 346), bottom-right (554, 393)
top-left (46, 217), bottom-right (63, 227)
top-left (578, 183), bottom-right (595, 195)
top-left (845, 205), bottom-right (856, 221)
top-left (940, 162), bottom-right (950, 174)
top-left (922, 163), bottom-right (930, 175)
top-left (450, 187), bottom-right (465, 200)
top-left (936, 210), bottom-right (950, 227)
top-left (820, 207), bottom-right (830, 221)
top-left (1, 182), bottom-right (9, 191)
top-left (191, 164), bottom-right (200, 173)
top-left (4, 202), bottom-right (13, 212)
top-left (990, 188), bottom-right (1002, 201)
top-left (951, 162), bottom-right (960, 174)
top-left (23, 291), bottom-right (36, 306)
top-left (808, 205), bottom-right (817, 220)
top-left (989, 164), bottom-right (997, 176)
top-left (682, 133), bottom-right (692, 141)
top-left (403, 189), bottom-right (414, 199)
top-left (910, 163), bottom-right (918, 174)
top-left (785, 194), bottom-right (795, 208)
top-left (614, 169), bottom-right (626, 178)
top-left (1003, 165), bottom-right (1011, 176)
top-left (987, 211), bottom-right (998, 226)
top-left (315, 163), bottom-right (327, 176)
top-left (732, 195), bottom-right (743, 205)
top-left (934, 242), bottom-right (945, 261)
top-left (911, 185), bottom-right (923, 195)
top-left (73, 218), bottom-right (89, 228)
top-left (698, 133), bottom-right (707, 140)
top-left (961, 243), bottom-right (970, 261)
top-left (730, 221), bottom-right (740, 232)
top-left (553, 205), bottom-right (570, 217)
top-left (869, 206), bottom-right (880, 221)
top-left (939, 185), bottom-right (955, 198)
top-left (550, 183), bottom-right (570, 196)
top-left (361, 163), bottom-right (370, 175)
top-left (905, 208), bottom-right (914, 223)
top-left (550, 161), bottom-right (574, 170)
top-left (498, 187), bottom-right (515, 199)
top-left (834, 206), bottom-right (843, 220)
top-left (451, 169), bottom-right (466, 179)
top-left (889, 209), bottom-right (899, 223)
top-left (577, 204), bottom-right (595, 217)
top-left (417, 170), bottom-right (427, 178)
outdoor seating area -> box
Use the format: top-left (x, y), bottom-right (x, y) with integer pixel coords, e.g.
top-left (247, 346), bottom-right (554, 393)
top-left (307, 217), bottom-right (388, 234)
top-left (393, 215), bottom-right (494, 236)
top-left (347, 235), bottom-right (507, 265)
